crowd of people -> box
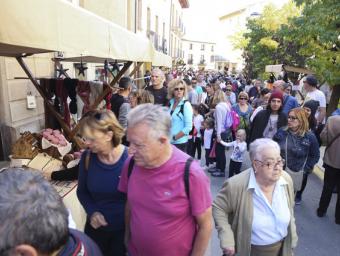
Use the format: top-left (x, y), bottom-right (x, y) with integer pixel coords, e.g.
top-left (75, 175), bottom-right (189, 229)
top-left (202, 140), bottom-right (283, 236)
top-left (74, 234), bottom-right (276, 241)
top-left (1, 68), bottom-right (339, 256)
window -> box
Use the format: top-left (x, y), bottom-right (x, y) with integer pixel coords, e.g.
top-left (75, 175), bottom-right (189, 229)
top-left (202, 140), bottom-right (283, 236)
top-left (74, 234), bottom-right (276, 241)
top-left (211, 45), bottom-right (214, 52)
top-left (189, 43), bottom-right (193, 50)
top-left (137, 0), bottom-right (142, 30)
top-left (201, 44), bottom-right (205, 51)
top-left (210, 55), bottom-right (215, 62)
top-left (147, 7), bottom-right (151, 36)
top-left (200, 55), bottom-right (205, 61)
top-left (188, 54), bottom-right (193, 64)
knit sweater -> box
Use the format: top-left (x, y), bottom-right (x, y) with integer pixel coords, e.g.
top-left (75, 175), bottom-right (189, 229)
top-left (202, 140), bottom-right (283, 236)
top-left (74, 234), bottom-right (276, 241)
top-left (213, 168), bottom-right (297, 256)
top-left (77, 149), bottom-right (128, 231)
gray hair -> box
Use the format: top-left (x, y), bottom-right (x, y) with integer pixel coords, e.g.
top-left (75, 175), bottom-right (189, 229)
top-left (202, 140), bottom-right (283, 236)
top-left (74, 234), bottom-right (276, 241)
top-left (249, 138), bottom-right (280, 161)
top-left (0, 168), bottom-right (69, 255)
top-left (127, 103), bottom-right (171, 138)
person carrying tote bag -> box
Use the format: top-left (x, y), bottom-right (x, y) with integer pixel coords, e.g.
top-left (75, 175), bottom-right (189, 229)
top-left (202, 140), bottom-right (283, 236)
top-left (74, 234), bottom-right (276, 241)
top-left (273, 108), bottom-right (320, 202)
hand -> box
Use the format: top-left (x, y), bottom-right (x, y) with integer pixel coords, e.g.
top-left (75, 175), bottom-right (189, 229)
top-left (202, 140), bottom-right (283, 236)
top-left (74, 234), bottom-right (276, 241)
top-left (217, 137), bottom-right (221, 143)
top-left (223, 247), bottom-right (235, 256)
top-left (90, 212), bottom-right (108, 229)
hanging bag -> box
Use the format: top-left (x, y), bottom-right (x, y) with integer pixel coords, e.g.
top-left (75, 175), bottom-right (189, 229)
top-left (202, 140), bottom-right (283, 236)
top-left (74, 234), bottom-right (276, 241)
top-left (285, 136), bottom-right (308, 192)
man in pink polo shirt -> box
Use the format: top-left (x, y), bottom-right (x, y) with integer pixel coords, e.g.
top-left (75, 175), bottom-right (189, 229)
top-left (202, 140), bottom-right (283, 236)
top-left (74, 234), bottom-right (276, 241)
top-left (118, 104), bottom-right (212, 256)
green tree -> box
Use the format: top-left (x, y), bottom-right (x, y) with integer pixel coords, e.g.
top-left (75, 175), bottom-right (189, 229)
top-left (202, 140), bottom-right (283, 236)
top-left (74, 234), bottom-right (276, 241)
top-left (290, 0), bottom-right (340, 115)
top-left (232, 1), bottom-right (303, 80)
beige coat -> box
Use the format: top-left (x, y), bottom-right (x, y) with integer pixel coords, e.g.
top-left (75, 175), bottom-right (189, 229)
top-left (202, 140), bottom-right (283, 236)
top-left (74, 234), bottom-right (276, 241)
top-left (213, 168), bottom-right (298, 256)
top-left (321, 115), bottom-right (340, 169)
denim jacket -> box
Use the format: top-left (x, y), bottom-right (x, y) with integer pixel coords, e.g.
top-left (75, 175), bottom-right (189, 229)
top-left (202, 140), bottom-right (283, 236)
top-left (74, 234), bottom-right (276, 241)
top-left (273, 128), bottom-right (320, 172)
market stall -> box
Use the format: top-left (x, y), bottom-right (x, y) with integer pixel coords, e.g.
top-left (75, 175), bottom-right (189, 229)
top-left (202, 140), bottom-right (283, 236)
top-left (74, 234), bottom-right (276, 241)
top-left (0, 0), bottom-right (171, 231)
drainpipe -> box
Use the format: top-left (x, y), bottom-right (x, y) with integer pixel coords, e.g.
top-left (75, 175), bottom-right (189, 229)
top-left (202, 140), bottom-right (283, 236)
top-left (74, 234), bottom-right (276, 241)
top-left (169, 0), bottom-right (173, 58)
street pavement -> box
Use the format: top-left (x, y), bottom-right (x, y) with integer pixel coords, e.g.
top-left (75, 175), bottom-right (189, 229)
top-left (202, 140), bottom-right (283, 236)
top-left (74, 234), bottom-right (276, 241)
top-left (200, 147), bottom-right (340, 256)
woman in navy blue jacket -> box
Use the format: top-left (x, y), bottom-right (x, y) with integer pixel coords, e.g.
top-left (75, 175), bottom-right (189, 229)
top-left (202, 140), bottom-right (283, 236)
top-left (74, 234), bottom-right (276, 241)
top-left (273, 107), bottom-right (320, 204)
top-left (77, 110), bottom-right (128, 256)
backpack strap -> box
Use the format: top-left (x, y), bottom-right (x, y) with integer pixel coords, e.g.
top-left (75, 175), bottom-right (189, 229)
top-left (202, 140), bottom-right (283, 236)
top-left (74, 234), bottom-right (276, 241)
top-left (84, 150), bottom-right (91, 171)
top-left (184, 157), bottom-right (194, 199)
top-left (127, 157), bottom-right (135, 179)
top-left (178, 100), bottom-right (188, 118)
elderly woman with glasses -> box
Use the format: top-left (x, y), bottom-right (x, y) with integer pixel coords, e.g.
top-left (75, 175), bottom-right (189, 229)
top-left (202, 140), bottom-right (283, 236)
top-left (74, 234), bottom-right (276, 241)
top-left (167, 79), bottom-right (193, 152)
top-left (213, 138), bottom-right (297, 256)
top-left (273, 107), bottom-right (320, 204)
top-left (77, 110), bottom-right (128, 256)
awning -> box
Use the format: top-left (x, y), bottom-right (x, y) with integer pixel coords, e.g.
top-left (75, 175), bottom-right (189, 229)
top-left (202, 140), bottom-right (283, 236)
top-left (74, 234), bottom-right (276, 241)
top-left (0, 0), bottom-right (155, 62)
top-left (152, 51), bottom-right (172, 67)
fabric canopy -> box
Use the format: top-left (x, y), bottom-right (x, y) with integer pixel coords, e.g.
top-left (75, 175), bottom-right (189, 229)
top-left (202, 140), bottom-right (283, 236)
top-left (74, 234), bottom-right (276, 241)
top-left (152, 51), bottom-right (172, 68)
top-left (0, 0), bottom-right (163, 63)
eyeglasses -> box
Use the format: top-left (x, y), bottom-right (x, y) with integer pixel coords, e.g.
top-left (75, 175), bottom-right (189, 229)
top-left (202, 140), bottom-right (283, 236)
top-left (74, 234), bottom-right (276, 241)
top-left (255, 158), bottom-right (285, 169)
top-left (288, 115), bottom-right (298, 121)
top-left (239, 97), bottom-right (248, 100)
top-left (174, 87), bottom-right (185, 91)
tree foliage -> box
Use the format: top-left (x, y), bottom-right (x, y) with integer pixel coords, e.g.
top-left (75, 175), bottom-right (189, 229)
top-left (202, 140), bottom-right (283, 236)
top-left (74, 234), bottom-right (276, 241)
top-left (289, 0), bottom-right (340, 86)
top-left (234, 1), bottom-right (303, 80)
top-left (235, 0), bottom-right (340, 88)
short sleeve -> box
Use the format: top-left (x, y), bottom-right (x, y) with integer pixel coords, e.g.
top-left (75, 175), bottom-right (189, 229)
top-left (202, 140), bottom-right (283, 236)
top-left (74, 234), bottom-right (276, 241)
top-left (189, 161), bottom-right (212, 216)
top-left (118, 156), bottom-right (132, 193)
top-left (317, 91), bottom-right (326, 108)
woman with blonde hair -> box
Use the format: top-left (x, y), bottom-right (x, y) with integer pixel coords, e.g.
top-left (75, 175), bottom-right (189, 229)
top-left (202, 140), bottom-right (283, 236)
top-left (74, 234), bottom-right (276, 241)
top-left (167, 79), bottom-right (193, 152)
top-left (211, 90), bottom-right (232, 177)
top-left (129, 89), bottom-right (154, 108)
top-left (77, 109), bottom-right (128, 255)
top-left (273, 107), bottom-right (320, 204)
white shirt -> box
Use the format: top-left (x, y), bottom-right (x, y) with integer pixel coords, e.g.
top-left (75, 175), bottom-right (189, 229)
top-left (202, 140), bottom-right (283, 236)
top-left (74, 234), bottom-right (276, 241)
top-left (263, 114), bottom-right (278, 139)
top-left (193, 114), bottom-right (204, 138)
top-left (203, 128), bottom-right (213, 149)
top-left (220, 140), bottom-right (247, 162)
top-left (248, 170), bottom-right (291, 245)
top-left (305, 89), bottom-right (326, 123)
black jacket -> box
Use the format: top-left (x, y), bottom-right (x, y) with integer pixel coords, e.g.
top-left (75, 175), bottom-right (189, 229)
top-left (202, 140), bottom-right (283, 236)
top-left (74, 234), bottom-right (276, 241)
top-left (248, 109), bottom-right (287, 144)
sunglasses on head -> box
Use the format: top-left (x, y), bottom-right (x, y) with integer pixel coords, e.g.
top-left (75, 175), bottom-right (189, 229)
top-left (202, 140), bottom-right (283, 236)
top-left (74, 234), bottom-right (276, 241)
top-left (174, 87), bottom-right (185, 91)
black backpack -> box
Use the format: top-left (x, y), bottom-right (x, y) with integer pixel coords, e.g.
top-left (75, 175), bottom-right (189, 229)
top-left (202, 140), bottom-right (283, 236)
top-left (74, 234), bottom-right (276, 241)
top-left (84, 151), bottom-right (194, 198)
top-left (127, 157), bottom-right (194, 198)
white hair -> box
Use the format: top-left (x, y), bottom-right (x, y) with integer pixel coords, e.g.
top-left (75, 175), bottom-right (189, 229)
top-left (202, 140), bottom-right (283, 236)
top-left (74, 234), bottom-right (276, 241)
top-left (249, 138), bottom-right (280, 161)
top-left (127, 103), bottom-right (171, 139)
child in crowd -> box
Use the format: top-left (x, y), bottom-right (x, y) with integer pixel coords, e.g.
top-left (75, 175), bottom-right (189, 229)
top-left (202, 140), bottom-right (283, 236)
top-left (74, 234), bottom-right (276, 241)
top-left (188, 105), bottom-right (204, 159)
top-left (219, 129), bottom-right (247, 178)
top-left (203, 117), bottom-right (216, 171)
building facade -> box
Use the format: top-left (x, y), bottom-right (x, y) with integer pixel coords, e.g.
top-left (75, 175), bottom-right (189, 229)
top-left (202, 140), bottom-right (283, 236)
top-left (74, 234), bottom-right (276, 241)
top-left (0, 0), bottom-right (187, 159)
top-left (218, 0), bottom-right (285, 72)
top-left (182, 39), bottom-right (216, 70)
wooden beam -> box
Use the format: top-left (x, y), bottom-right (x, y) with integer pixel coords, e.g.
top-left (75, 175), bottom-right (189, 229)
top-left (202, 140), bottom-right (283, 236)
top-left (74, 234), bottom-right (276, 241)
top-left (284, 65), bottom-right (314, 75)
top-left (129, 62), bottom-right (143, 77)
top-left (69, 61), bottom-right (133, 139)
top-left (91, 61), bottom-right (132, 109)
top-left (16, 57), bottom-right (81, 148)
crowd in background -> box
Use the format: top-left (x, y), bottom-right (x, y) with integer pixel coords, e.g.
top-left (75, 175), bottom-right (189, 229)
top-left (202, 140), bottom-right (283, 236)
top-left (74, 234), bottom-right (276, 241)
top-left (1, 67), bottom-right (340, 256)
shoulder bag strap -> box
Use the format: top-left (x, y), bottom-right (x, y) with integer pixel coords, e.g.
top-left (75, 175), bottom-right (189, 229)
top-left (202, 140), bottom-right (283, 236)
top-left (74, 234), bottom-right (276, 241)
top-left (127, 157), bottom-right (135, 179)
top-left (184, 157), bottom-right (194, 199)
top-left (84, 150), bottom-right (91, 171)
top-left (285, 135), bottom-right (309, 171)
